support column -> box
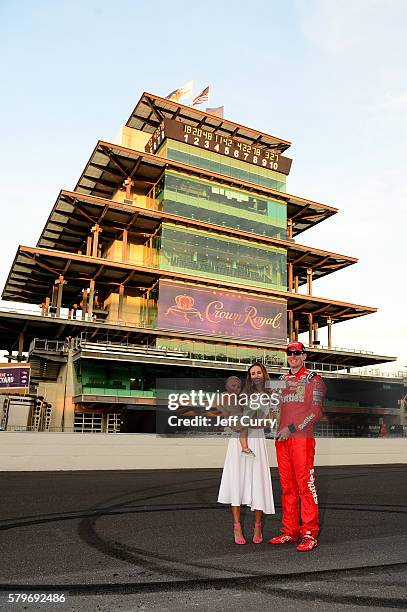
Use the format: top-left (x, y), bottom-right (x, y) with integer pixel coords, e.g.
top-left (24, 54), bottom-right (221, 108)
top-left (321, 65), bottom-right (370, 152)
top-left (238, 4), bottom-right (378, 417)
top-left (18, 332), bottom-right (24, 361)
top-left (288, 310), bottom-right (294, 341)
top-left (124, 177), bottom-right (134, 200)
top-left (91, 224), bottom-right (102, 258)
top-left (288, 263), bottom-right (293, 292)
top-left (86, 235), bottom-right (93, 256)
top-left (50, 285), bottom-right (58, 317)
top-left (55, 275), bottom-right (65, 318)
top-left (327, 317), bottom-right (333, 348)
top-left (294, 275), bottom-right (299, 293)
top-left (313, 322), bottom-right (319, 344)
top-left (122, 229), bottom-right (128, 262)
top-left (149, 236), bottom-right (154, 267)
top-left (287, 219), bottom-right (293, 239)
top-left (308, 313), bottom-right (313, 346)
top-left (399, 393), bottom-right (406, 426)
top-left (150, 182), bottom-right (157, 205)
top-left (81, 290), bottom-right (88, 320)
top-left (118, 284), bottom-right (125, 321)
top-left (88, 280), bottom-right (95, 320)
top-left (307, 268), bottom-right (313, 295)
top-left (44, 296), bottom-right (50, 316)
top-left (294, 319), bottom-right (299, 341)
top-left (51, 285), bottom-right (58, 308)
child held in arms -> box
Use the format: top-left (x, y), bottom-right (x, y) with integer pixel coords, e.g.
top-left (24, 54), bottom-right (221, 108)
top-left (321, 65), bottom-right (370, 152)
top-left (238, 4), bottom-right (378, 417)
top-left (223, 375), bottom-right (255, 457)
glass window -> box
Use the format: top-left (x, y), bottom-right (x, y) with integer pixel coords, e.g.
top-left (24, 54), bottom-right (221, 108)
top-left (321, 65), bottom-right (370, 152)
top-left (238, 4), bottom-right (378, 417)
top-left (156, 337), bottom-right (287, 366)
top-left (159, 223), bottom-right (287, 291)
top-left (79, 362), bottom-right (156, 395)
top-left (161, 170), bottom-right (287, 240)
top-left (158, 139), bottom-right (287, 192)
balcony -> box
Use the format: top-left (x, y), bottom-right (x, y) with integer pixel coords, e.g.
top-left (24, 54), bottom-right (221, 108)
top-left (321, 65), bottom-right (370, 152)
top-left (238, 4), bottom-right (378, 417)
top-left (0, 304), bottom-right (399, 372)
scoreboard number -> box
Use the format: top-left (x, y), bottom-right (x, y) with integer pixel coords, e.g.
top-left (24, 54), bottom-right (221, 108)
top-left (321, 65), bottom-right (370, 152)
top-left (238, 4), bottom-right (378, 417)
top-left (146, 118), bottom-right (292, 175)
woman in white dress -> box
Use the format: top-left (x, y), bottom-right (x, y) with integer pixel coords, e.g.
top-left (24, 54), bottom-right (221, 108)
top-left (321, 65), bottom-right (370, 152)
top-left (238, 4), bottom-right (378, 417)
top-left (217, 362), bottom-right (275, 544)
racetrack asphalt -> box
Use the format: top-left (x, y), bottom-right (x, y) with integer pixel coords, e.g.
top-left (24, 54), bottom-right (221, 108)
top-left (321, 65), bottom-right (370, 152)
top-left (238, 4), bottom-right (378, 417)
top-left (0, 465), bottom-right (406, 611)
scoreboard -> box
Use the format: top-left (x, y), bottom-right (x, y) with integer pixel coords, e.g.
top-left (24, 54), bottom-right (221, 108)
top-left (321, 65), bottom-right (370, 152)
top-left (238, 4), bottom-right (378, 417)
top-left (146, 119), bottom-right (292, 175)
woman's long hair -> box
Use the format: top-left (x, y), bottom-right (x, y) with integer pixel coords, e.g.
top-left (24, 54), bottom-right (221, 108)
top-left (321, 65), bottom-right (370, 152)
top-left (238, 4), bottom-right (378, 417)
top-left (243, 361), bottom-right (270, 394)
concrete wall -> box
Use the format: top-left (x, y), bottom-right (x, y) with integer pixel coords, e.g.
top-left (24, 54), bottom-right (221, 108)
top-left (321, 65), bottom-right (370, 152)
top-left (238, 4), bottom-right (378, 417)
top-left (0, 433), bottom-right (406, 471)
top-left (36, 354), bottom-right (77, 431)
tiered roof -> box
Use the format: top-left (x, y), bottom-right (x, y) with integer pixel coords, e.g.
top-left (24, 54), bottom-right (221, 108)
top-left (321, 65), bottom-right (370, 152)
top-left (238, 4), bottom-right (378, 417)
top-left (126, 92), bottom-right (292, 152)
top-left (75, 141), bottom-right (337, 235)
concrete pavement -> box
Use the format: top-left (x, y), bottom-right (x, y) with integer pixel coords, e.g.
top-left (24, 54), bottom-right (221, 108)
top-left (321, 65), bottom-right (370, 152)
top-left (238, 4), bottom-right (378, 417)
top-left (0, 465), bottom-right (406, 610)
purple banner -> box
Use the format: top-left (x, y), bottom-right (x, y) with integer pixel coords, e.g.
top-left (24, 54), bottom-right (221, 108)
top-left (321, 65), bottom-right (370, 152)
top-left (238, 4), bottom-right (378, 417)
top-left (157, 281), bottom-right (286, 341)
top-left (0, 365), bottom-right (31, 389)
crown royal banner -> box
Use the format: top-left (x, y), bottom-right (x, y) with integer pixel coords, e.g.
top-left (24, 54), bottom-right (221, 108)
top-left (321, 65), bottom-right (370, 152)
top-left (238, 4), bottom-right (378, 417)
top-left (157, 281), bottom-right (286, 342)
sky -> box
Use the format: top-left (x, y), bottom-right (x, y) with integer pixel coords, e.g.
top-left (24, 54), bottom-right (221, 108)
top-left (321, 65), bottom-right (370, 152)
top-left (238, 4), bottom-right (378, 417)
top-left (0, 0), bottom-right (406, 372)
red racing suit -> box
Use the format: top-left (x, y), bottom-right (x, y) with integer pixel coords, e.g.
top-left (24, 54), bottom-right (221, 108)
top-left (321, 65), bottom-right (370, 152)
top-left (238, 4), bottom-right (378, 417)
top-left (276, 366), bottom-right (326, 538)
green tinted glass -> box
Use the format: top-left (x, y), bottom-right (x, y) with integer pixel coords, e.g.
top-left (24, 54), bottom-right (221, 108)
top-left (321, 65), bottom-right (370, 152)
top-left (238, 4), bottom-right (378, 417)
top-left (156, 337), bottom-right (287, 367)
top-left (159, 223), bottom-right (287, 291)
top-left (160, 170), bottom-right (287, 239)
top-left (159, 139), bottom-right (287, 192)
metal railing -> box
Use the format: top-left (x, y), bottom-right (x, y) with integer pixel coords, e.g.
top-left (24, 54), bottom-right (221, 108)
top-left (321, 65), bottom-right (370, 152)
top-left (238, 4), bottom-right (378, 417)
top-left (74, 337), bottom-right (286, 368)
top-left (308, 344), bottom-right (374, 355)
top-left (29, 338), bottom-right (70, 354)
top-left (1, 301), bottom-right (401, 377)
top-left (307, 362), bottom-right (406, 379)
top-left (73, 338), bottom-right (405, 379)
top-left (25, 334), bottom-right (407, 379)
top-left (0, 304), bottom-right (385, 358)
top-left (315, 424), bottom-right (358, 438)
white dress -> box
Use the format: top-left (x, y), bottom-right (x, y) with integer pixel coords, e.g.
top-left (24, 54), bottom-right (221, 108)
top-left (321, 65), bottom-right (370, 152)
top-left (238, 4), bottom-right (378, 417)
top-left (217, 429), bottom-right (275, 514)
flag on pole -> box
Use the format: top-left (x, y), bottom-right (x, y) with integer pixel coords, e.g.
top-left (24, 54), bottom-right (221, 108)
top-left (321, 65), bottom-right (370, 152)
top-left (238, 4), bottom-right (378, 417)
top-left (205, 105), bottom-right (224, 118)
top-left (192, 86), bottom-right (209, 106)
top-left (165, 80), bottom-right (194, 104)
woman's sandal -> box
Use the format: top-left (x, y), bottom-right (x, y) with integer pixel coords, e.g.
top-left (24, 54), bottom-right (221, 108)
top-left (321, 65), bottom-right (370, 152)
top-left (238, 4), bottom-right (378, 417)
top-left (253, 522), bottom-right (263, 544)
top-left (233, 522), bottom-right (246, 545)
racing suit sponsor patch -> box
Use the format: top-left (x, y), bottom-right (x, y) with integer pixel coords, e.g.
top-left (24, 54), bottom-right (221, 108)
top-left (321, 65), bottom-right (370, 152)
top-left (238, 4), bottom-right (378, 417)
top-left (308, 468), bottom-right (318, 504)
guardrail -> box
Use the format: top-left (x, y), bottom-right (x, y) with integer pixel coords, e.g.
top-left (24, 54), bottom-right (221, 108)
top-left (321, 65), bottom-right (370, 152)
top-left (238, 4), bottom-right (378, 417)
top-left (2, 302), bottom-right (402, 378)
top-left (29, 338), bottom-right (69, 353)
top-left (73, 339), bottom-right (405, 379)
top-left (309, 344), bottom-right (374, 355)
top-left (0, 305), bottom-right (385, 358)
top-left (24, 334), bottom-right (407, 379)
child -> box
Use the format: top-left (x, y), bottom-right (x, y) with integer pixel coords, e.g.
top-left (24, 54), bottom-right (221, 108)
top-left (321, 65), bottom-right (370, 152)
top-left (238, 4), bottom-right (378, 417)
top-left (223, 376), bottom-right (255, 457)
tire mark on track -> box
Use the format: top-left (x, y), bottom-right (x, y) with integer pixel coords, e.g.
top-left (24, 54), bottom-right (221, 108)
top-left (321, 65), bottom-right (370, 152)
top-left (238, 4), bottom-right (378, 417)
top-left (1, 502), bottom-right (406, 532)
top-left (0, 561), bottom-right (406, 595)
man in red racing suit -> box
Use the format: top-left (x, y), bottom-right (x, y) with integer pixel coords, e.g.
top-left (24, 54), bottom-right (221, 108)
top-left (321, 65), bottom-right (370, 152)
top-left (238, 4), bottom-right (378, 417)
top-left (269, 341), bottom-right (326, 552)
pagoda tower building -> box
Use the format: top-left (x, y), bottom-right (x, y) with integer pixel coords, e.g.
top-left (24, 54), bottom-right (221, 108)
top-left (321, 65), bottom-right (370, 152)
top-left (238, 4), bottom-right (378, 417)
top-left (0, 92), bottom-right (402, 434)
